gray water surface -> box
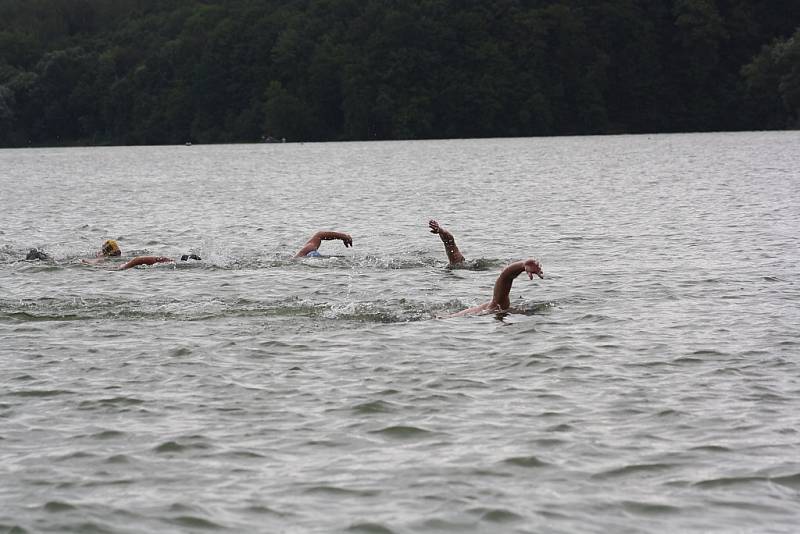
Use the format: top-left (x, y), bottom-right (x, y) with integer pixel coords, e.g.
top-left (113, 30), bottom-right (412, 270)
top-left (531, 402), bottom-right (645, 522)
top-left (1, 132), bottom-right (799, 533)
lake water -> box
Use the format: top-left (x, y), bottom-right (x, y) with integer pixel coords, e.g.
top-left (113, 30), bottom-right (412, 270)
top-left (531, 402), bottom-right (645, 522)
top-left (1, 132), bottom-right (799, 533)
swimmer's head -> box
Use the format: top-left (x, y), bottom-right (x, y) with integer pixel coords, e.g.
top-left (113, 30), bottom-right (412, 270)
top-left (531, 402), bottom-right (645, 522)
top-left (524, 258), bottom-right (544, 279)
top-left (180, 254), bottom-right (201, 261)
top-left (26, 248), bottom-right (49, 261)
top-left (101, 240), bottom-right (121, 257)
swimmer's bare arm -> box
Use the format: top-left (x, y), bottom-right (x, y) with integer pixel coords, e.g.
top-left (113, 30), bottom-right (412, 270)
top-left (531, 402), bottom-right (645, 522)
top-left (448, 258), bottom-right (544, 317)
top-left (429, 220), bottom-right (465, 264)
top-left (294, 231), bottom-right (353, 258)
top-left (118, 256), bottom-right (174, 270)
top-left (491, 259), bottom-right (545, 310)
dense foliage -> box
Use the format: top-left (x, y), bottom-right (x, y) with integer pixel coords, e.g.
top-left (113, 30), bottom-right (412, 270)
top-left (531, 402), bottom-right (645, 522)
top-left (0, 0), bottom-right (798, 146)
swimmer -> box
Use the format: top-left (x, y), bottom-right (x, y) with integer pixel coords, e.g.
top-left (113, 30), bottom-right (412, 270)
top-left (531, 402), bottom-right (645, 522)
top-left (294, 231), bottom-right (352, 258)
top-left (25, 248), bottom-right (50, 261)
top-left (82, 240), bottom-right (201, 269)
top-left (449, 258), bottom-right (544, 317)
top-left (429, 220), bottom-right (465, 265)
top-left (81, 239), bottom-right (122, 265)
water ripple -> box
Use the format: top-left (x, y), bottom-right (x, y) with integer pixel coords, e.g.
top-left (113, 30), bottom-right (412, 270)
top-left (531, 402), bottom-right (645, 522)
top-left (2, 134), bottom-right (799, 533)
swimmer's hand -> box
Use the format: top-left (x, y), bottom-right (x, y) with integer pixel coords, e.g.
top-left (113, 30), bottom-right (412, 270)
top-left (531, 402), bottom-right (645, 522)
top-left (524, 259), bottom-right (544, 279)
top-left (429, 219), bottom-right (455, 241)
top-left (341, 234), bottom-right (353, 248)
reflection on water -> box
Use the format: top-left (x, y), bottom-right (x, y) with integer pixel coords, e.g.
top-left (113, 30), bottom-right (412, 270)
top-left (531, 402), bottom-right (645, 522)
top-left (1, 132), bottom-right (799, 533)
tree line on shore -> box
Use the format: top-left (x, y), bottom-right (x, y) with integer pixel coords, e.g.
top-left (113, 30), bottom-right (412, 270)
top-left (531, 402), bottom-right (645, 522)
top-left (0, 0), bottom-right (798, 147)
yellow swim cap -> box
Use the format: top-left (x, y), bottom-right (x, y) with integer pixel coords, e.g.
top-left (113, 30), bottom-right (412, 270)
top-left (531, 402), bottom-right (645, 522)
top-left (102, 240), bottom-right (121, 256)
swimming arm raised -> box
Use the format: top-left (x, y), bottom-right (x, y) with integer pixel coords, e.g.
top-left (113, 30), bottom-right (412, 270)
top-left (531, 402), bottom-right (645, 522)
top-left (429, 220), bottom-right (465, 264)
top-left (294, 231), bottom-right (353, 258)
top-left (449, 258), bottom-right (543, 317)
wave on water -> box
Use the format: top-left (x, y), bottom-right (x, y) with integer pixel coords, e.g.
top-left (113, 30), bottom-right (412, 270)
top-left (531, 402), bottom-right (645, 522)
top-left (510, 301), bottom-right (557, 316)
top-left (323, 299), bottom-right (440, 322)
top-left (245, 251), bottom-right (504, 271)
top-left (0, 244), bottom-right (17, 264)
top-left (450, 257), bottom-right (503, 271)
top-left (0, 292), bottom-right (556, 324)
top-left (2, 250), bottom-right (478, 272)
top-left (2, 243), bottom-right (552, 325)
top-left (0, 295), bottom-right (449, 324)
top-left (1, 240), bottom-right (510, 273)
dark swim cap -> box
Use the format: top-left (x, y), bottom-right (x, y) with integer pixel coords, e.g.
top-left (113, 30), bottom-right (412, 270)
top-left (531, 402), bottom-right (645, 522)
top-left (180, 254), bottom-right (201, 261)
top-left (26, 248), bottom-right (50, 261)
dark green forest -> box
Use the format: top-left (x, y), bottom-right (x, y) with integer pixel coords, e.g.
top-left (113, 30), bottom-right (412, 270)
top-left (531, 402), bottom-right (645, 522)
top-left (0, 0), bottom-right (798, 146)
